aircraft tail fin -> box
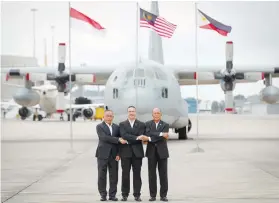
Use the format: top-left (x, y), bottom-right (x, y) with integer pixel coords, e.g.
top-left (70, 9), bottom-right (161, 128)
top-left (148, 1), bottom-right (164, 65)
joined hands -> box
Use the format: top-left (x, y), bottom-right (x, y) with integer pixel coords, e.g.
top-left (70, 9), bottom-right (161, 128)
top-left (137, 135), bottom-right (149, 141)
top-left (162, 133), bottom-right (169, 140)
top-left (119, 137), bottom-right (127, 144)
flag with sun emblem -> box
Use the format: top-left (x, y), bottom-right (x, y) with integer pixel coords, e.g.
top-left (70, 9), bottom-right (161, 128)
top-left (198, 9), bottom-right (232, 36)
top-left (139, 7), bottom-right (177, 38)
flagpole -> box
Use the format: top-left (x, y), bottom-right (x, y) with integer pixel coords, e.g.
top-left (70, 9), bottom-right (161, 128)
top-left (135, 2), bottom-right (139, 109)
top-left (69, 1), bottom-right (73, 151)
top-left (191, 1), bottom-right (203, 153)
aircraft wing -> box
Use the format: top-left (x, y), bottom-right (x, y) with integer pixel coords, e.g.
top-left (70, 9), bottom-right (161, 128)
top-left (1, 65), bottom-right (115, 85)
top-left (1, 101), bottom-right (20, 108)
top-left (170, 65), bottom-right (279, 85)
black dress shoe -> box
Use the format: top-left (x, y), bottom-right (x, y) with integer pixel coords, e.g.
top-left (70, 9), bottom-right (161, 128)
top-left (109, 197), bottom-right (118, 201)
top-left (160, 197), bottom-right (168, 202)
top-left (100, 196), bottom-right (107, 201)
top-left (135, 196), bottom-right (142, 201)
top-left (121, 196), bottom-right (127, 201)
top-left (149, 197), bottom-right (156, 201)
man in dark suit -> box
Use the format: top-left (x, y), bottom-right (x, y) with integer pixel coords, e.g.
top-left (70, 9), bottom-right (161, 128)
top-left (142, 108), bottom-right (169, 202)
top-left (119, 106), bottom-right (146, 202)
top-left (96, 109), bottom-right (128, 201)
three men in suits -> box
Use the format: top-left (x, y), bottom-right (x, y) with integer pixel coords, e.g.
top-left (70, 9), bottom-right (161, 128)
top-left (95, 110), bottom-right (128, 201)
top-left (142, 108), bottom-right (170, 202)
top-left (119, 106), bottom-right (146, 202)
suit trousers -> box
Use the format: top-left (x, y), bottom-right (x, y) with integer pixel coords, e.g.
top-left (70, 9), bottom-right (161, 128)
top-left (121, 151), bottom-right (143, 197)
top-left (97, 155), bottom-right (119, 198)
top-left (148, 147), bottom-right (168, 198)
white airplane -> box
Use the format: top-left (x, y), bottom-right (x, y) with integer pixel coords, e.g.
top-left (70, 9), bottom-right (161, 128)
top-left (2, 81), bottom-right (104, 121)
top-left (2, 1), bottom-right (279, 139)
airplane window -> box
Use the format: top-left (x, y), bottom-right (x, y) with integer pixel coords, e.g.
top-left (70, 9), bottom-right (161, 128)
top-left (134, 79), bottom-right (146, 87)
top-left (145, 68), bottom-right (154, 78)
top-left (113, 88), bottom-right (118, 99)
top-left (162, 87), bottom-right (168, 98)
top-left (154, 67), bottom-right (167, 80)
top-left (126, 70), bottom-right (133, 78)
top-left (134, 68), bottom-right (145, 77)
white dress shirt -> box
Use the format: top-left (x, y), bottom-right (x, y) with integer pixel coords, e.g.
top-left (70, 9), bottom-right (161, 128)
top-left (105, 122), bottom-right (113, 135)
top-left (128, 119), bottom-right (135, 128)
top-left (146, 121), bottom-right (163, 142)
top-left (155, 121), bottom-right (163, 137)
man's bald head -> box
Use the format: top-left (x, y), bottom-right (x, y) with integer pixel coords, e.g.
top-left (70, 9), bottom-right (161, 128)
top-left (152, 108), bottom-right (161, 113)
top-left (152, 107), bottom-right (162, 122)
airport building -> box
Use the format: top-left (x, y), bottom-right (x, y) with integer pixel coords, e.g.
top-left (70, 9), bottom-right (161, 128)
top-left (184, 98), bottom-right (198, 113)
top-left (242, 102), bottom-right (279, 115)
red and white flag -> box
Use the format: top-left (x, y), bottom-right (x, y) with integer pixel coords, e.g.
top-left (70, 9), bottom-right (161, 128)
top-left (70, 7), bottom-right (106, 36)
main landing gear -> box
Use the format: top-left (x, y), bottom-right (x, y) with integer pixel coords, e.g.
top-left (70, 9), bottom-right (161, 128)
top-left (175, 119), bottom-right (192, 140)
top-left (33, 114), bottom-right (43, 121)
top-left (59, 113), bottom-right (76, 121)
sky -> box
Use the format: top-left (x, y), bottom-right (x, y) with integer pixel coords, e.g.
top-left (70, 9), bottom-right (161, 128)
top-left (1, 0), bottom-right (279, 101)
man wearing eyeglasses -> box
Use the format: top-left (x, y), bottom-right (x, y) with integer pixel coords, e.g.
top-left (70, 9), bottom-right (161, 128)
top-left (96, 109), bottom-right (128, 201)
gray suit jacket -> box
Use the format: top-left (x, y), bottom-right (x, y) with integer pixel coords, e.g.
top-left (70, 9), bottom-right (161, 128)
top-left (119, 119), bottom-right (145, 158)
top-left (145, 120), bottom-right (169, 159)
top-left (95, 121), bottom-right (120, 159)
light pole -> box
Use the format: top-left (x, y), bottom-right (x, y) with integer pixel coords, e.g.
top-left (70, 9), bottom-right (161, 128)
top-left (51, 25), bottom-right (55, 67)
top-left (31, 8), bottom-right (38, 58)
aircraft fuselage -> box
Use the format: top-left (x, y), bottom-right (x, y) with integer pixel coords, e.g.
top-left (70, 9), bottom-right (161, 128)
top-left (104, 60), bottom-right (189, 129)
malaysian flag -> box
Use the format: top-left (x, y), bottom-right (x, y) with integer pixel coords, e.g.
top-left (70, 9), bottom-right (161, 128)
top-left (140, 7), bottom-right (177, 38)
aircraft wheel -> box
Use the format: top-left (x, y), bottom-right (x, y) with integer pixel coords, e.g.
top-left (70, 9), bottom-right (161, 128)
top-left (38, 115), bottom-right (43, 121)
top-left (188, 119), bottom-right (192, 133)
top-left (178, 126), bottom-right (188, 140)
top-left (21, 116), bottom-right (26, 120)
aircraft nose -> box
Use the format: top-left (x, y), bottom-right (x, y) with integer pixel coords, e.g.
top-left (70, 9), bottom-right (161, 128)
top-left (123, 87), bottom-right (153, 113)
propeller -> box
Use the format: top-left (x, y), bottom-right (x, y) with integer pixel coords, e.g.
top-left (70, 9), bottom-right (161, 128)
top-left (47, 43), bottom-right (75, 94)
top-left (221, 41), bottom-right (237, 91)
top-left (46, 43), bottom-right (74, 112)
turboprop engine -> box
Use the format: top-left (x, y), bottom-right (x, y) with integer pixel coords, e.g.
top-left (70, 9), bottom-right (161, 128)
top-left (13, 88), bottom-right (40, 107)
top-left (18, 107), bottom-right (33, 118)
top-left (260, 86), bottom-right (279, 104)
top-left (81, 107), bottom-right (95, 119)
top-left (220, 79), bottom-right (236, 92)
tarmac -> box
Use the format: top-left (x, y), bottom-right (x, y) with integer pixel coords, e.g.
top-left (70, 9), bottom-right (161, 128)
top-left (1, 114), bottom-right (279, 202)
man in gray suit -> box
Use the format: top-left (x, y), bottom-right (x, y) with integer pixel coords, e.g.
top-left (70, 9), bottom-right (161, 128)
top-left (141, 108), bottom-right (169, 202)
top-left (119, 106), bottom-right (146, 201)
top-left (95, 110), bottom-right (128, 201)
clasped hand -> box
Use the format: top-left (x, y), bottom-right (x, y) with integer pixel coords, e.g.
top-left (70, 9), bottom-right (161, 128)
top-left (162, 133), bottom-right (169, 139)
top-left (137, 135), bottom-right (149, 141)
top-left (119, 137), bottom-right (127, 144)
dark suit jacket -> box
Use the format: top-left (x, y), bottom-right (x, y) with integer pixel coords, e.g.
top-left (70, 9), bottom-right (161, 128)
top-left (145, 120), bottom-right (169, 159)
top-left (119, 119), bottom-right (145, 158)
top-left (95, 121), bottom-right (120, 159)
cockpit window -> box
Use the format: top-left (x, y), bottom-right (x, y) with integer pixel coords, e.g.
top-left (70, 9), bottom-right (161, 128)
top-left (113, 76), bottom-right (118, 82)
top-left (134, 68), bottom-right (145, 77)
top-left (154, 67), bottom-right (167, 80)
top-left (126, 70), bottom-right (133, 78)
top-left (145, 68), bottom-right (154, 78)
